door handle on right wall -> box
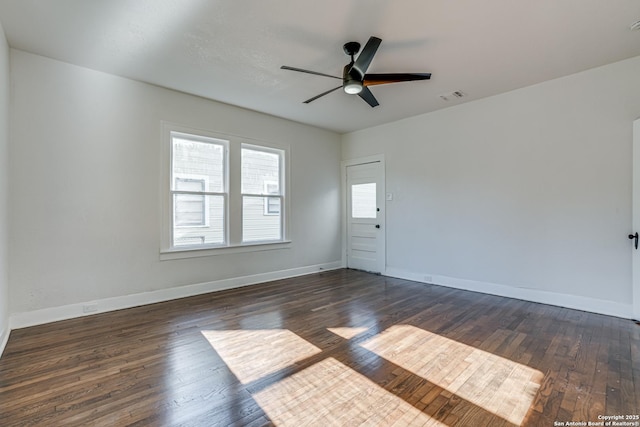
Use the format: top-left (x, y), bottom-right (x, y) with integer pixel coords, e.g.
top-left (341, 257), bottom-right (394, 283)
top-left (629, 232), bottom-right (638, 250)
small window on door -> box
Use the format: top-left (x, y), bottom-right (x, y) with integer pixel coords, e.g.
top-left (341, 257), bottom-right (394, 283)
top-left (351, 183), bottom-right (377, 218)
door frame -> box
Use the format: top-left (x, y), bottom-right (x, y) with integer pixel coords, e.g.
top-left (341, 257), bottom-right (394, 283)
top-left (342, 154), bottom-right (386, 273)
top-left (633, 119), bottom-right (640, 319)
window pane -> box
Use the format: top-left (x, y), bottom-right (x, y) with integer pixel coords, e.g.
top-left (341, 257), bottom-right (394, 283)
top-left (243, 196), bottom-right (281, 242)
top-left (242, 148), bottom-right (280, 195)
top-left (351, 183), bottom-right (376, 218)
top-left (173, 195), bottom-right (225, 246)
top-left (172, 136), bottom-right (225, 193)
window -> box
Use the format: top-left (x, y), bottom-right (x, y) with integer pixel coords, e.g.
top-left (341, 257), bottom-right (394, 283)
top-left (162, 123), bottom-right (289, 256)
top-left (242, 145), bottom-right (284, 242)
top-left (170, 132), bottom-right (226, 247)
top-left (351, 183), bottom-right (377, 219)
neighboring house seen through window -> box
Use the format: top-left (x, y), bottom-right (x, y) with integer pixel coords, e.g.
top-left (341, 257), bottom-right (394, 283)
top-left (174, 177), bottom-right (206, 227)
top-left (263, 181), bottom-right (281, 215)
top-left (241, 146), bottom-right (284, 242)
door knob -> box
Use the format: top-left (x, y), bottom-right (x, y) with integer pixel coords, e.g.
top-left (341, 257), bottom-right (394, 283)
top-left (375, 224), bottom-right (380, 229)
top-left (629, 232), bottom-right (638, 250)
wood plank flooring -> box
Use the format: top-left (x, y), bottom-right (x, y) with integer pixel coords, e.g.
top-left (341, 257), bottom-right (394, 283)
top-left (0, 269), bottom-right (638, 426)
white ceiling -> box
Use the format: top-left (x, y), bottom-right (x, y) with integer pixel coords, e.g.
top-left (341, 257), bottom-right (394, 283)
top-left (1, 0), bottom-right (639, 133)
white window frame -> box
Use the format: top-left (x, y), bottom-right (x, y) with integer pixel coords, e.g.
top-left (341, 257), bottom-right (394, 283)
top-left (169, 131), bottom-right (228, 249)
top-left (160, 122), bottom-right (291, 260)
top-left (241, 144), bottom-right (285, 243)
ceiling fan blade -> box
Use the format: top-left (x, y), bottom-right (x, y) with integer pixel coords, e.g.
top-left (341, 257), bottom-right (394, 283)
top-left (350, 36), bottom-right (382, 78)
top-left (358, 87), bottom-right (379, 108)
top-left (303, 85), bottom-right (343, 104)
top-left (364, 73), bottom-right (432, 86)
top-left (281, 66), bottom-right (342, 80)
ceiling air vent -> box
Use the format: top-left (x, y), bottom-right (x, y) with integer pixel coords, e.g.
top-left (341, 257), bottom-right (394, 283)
top-left (631, 20), bottom-right (640, 31)
top-left (439, 91), bottom-right (466, 101)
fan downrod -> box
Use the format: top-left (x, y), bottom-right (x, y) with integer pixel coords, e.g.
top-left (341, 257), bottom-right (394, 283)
top-left (343, 42), bottom-right (361, 58)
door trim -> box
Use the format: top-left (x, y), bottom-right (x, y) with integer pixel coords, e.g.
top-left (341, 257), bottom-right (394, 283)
top-left (633, 119), bottom-right (640, 319)
top-left (341, 155), bottom-right (386, 273)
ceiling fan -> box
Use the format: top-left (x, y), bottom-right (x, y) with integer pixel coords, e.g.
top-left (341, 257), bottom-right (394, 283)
top-left (281, 36), bottom-right (431, 107)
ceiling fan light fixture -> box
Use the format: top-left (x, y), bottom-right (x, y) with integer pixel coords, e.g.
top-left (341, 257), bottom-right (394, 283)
top-left (344, 80), bottom-right (363, 95)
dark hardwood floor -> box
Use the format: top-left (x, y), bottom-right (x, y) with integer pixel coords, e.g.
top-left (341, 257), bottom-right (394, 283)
top-left (0, 269), bottom-right (638, 426)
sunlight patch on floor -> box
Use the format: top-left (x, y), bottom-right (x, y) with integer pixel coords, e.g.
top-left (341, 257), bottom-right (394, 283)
top-left (361, 325), bottom-right (542, 426)
top-left (201, 329), bottom-right (321, 384)
top-left (253, 357), bottom-right (446, 427)
top-left (327, 326), bottom-right (369, 340)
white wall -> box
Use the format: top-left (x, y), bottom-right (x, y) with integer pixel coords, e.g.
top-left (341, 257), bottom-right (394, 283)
top-left (0, 23), bottom-right (10, 350)
top-left (343, 55), bottom-right (640, 315)
top-left (9, 49), bottom-right (342, 319)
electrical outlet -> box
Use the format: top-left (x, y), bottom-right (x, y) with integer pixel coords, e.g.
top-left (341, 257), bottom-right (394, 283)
top-left (83, 303), bottom-right (98, 313)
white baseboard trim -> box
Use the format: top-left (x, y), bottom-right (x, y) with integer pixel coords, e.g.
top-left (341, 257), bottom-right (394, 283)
top-left (7, 262), bottom-right (630, 348)
top-left (0, 322), bottom-right (9, 357)
top-left (9, 261), bottom-right (343, 330)
top-left (384, 267), bottom-right (633, 319)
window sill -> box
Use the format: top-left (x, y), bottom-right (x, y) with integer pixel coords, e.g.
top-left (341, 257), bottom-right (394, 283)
top-left (160, 240), bottom-right (292, 261)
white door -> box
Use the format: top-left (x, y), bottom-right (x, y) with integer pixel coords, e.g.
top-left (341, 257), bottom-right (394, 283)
top-left (346, 161), bottom-right (385, 273)
top-left (632, 119), bottom-right (640, 319)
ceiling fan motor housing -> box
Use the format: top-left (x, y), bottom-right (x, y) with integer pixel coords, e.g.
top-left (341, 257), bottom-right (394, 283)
top-left (343, 63), bottom-right (363, 94)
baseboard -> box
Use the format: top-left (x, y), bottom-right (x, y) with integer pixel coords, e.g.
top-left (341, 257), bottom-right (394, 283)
top-left (384, 267), bottom-right (633, 319)
top-left (0, 322), bottom-right (9, 357)
top-left (9, 261), bottom-right (343, 330)
top-left (8, 262), bottom-right (630, 343)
